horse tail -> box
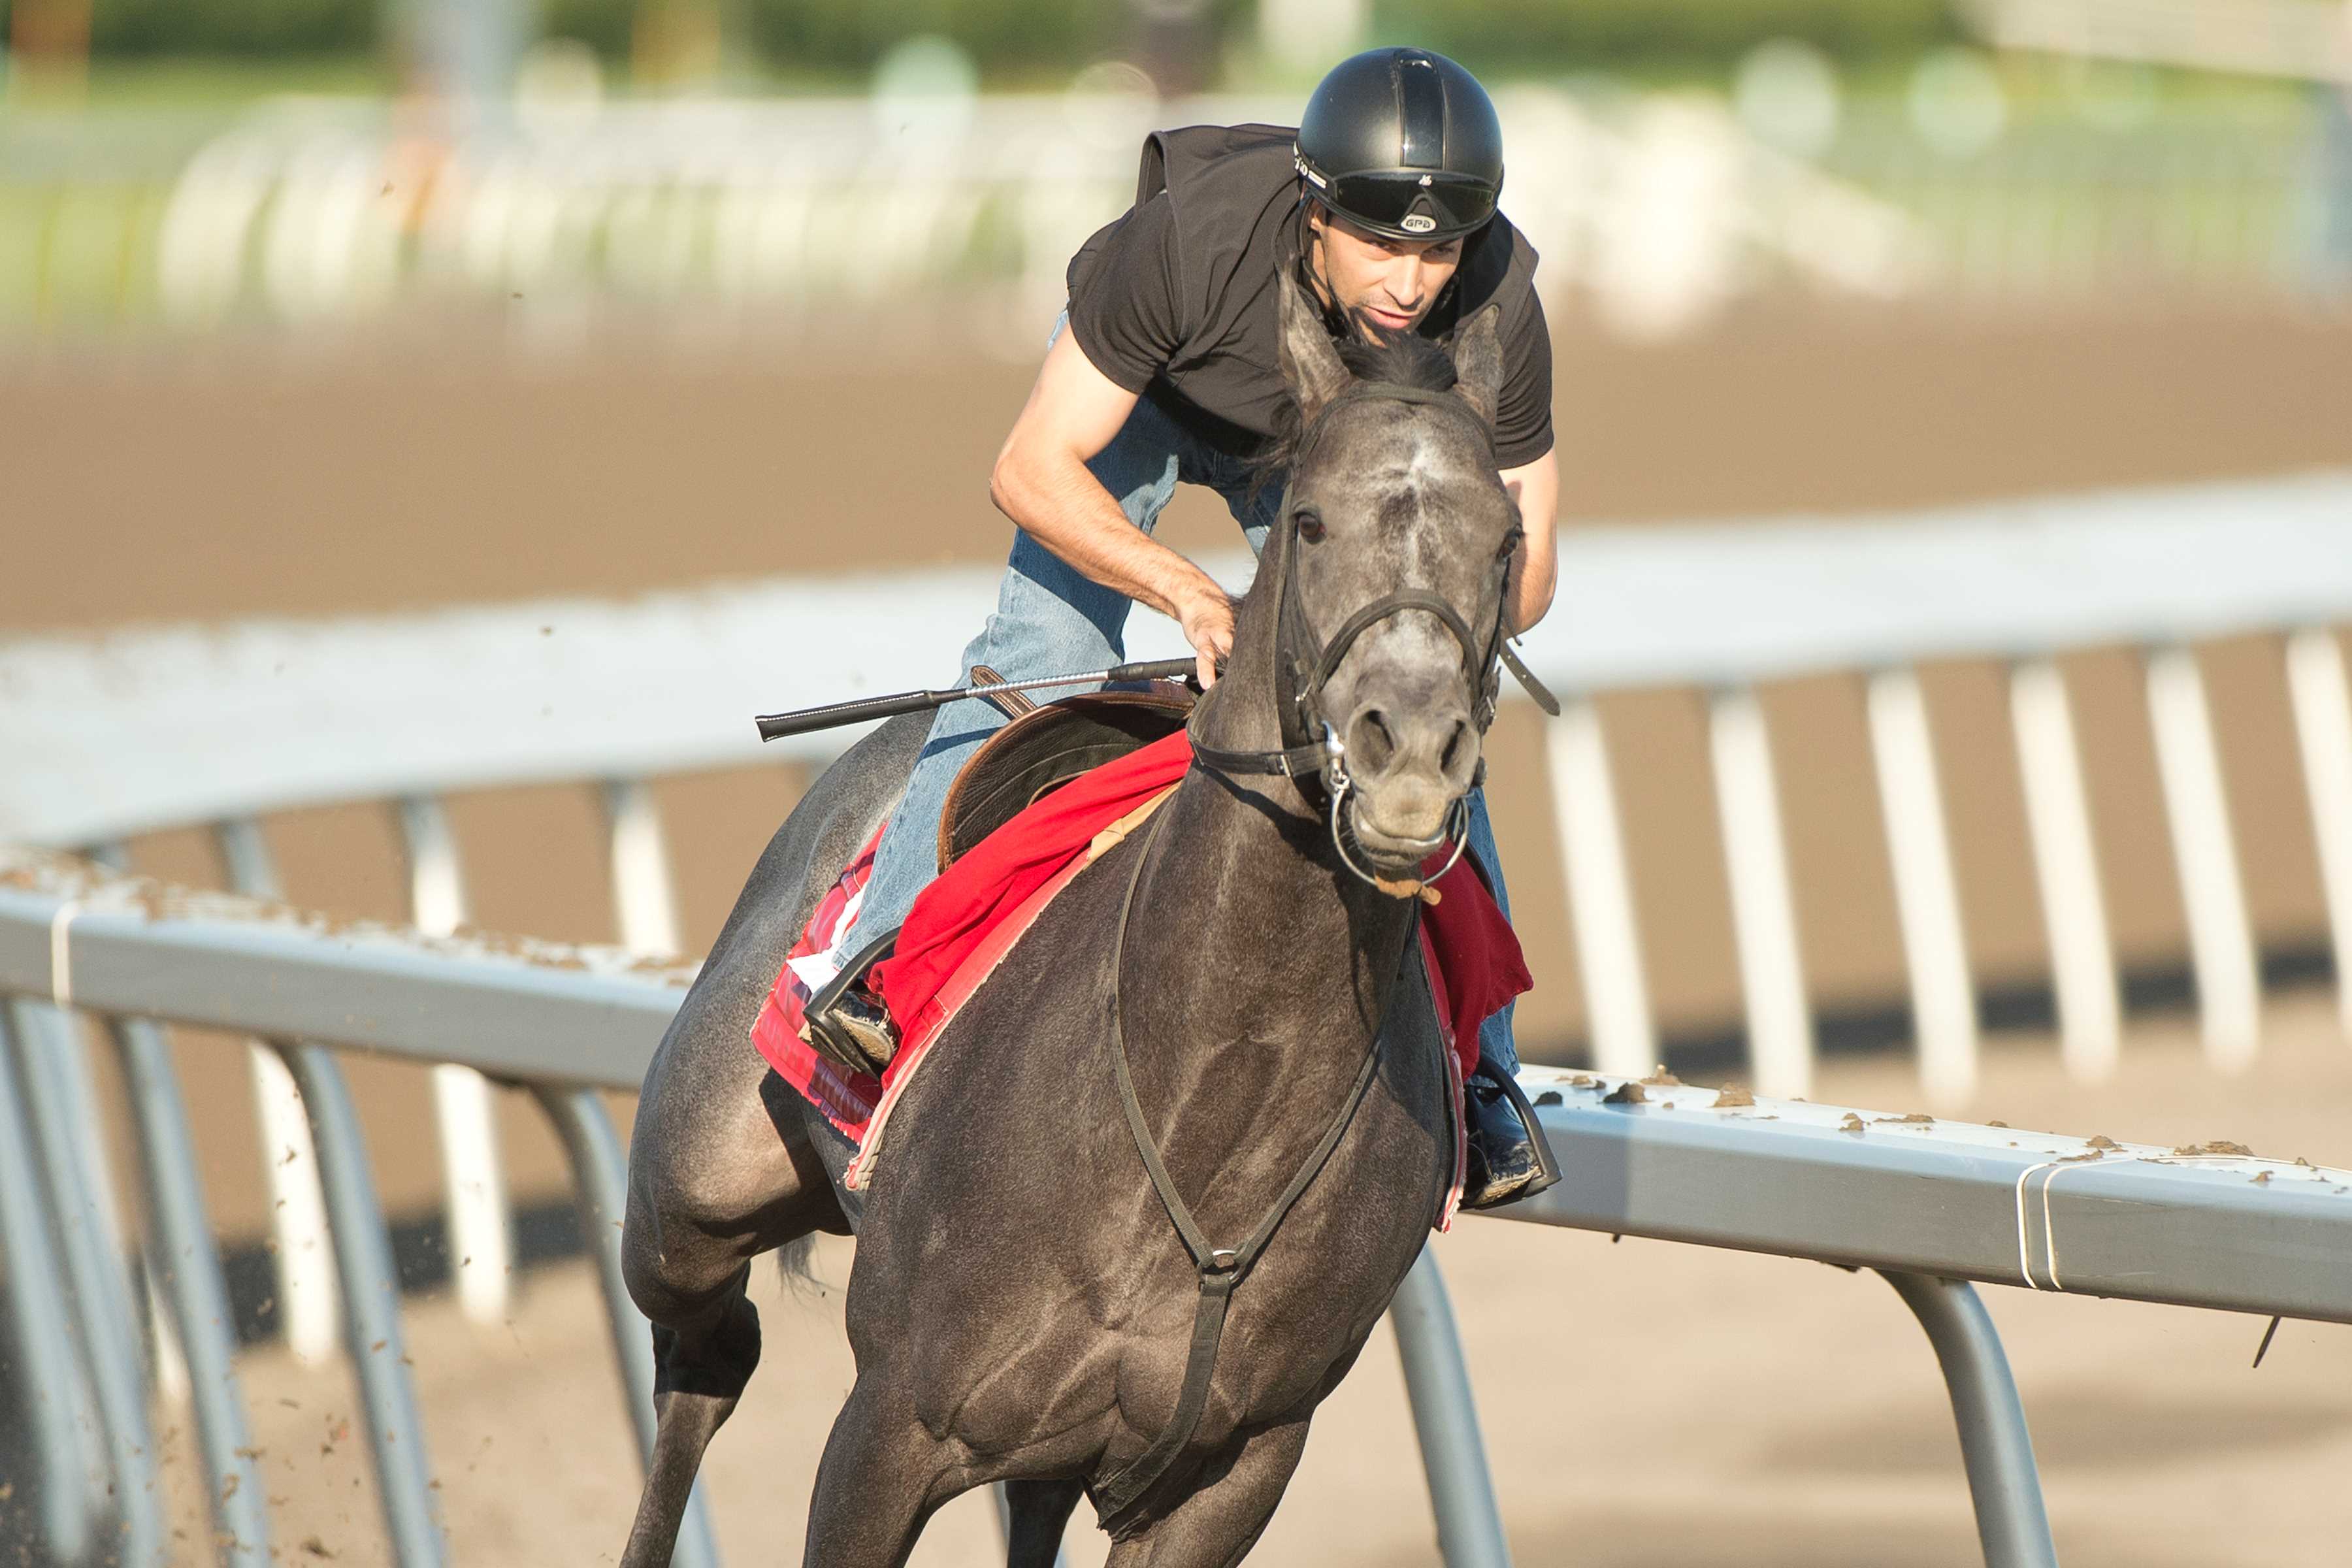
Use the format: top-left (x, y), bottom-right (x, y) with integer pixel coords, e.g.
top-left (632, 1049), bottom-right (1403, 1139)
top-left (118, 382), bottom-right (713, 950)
top-left (775, 1233), bottom-right (826, 1300)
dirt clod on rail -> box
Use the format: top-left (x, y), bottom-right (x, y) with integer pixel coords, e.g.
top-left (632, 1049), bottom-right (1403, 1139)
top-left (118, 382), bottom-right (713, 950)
top-left (1710, 1085), bottom-right (1756, 1109)
top-left (1602, 1081), bottom-right (1648, 1105)
top-left (2176, 1140), bottom-right (2256, 1156)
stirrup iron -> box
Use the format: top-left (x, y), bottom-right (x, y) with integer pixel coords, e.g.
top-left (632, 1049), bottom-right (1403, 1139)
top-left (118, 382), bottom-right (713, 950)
top-left (799, 928), bottom-right (901, 1078)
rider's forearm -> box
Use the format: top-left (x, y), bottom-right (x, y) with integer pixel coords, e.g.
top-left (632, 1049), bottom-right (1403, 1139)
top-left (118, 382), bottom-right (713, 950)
top-left (1507, 538), bottom-right (1557, 635)
top-left (989, 440), bottom-right (1222, 625)
top-left (1499, 453), bottom-right (1561, 634)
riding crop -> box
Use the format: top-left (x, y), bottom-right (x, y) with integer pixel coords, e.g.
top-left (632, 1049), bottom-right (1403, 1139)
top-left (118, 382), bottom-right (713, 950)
top-left (754, 658), bottom-right (1201, 742)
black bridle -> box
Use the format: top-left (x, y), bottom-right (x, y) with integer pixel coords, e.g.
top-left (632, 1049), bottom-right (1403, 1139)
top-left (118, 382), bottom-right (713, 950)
top-left (1188, 379), bottom-right (1514, 886)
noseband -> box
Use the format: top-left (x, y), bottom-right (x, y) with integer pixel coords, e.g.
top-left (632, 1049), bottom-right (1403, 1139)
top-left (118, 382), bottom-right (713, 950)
top-left (1190, 379), bottom-right (1513, 892)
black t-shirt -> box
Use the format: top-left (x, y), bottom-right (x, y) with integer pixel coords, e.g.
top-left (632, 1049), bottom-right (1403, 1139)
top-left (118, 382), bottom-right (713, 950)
top-left (1066, 123), bottom-right (1554, 470)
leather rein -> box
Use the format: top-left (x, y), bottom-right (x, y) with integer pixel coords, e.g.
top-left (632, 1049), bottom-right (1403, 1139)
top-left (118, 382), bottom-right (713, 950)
top-left (1186, 378), bottom-right (1518, 896)
top-left (1089, 804), bottom-right (1396, 1537)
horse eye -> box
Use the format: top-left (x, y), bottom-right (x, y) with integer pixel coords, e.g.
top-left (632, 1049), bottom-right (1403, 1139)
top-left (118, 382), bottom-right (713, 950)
top-left (1296, 510), bottom-right (1326, 543)
top-left (1497, 525), bottom-right (1524, 561)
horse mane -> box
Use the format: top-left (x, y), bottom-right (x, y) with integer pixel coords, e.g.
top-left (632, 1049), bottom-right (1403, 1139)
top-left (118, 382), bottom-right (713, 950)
top-left (1335, 327), bottom-right (1458, 396)
top-left (1253, 325), bottom-right (1458, 496)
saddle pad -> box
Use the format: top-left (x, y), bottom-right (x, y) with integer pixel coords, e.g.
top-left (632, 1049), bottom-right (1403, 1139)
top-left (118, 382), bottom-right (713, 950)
top-left (747, 825), bottom-right (890, 1141)
top-left (751, 727), bottom-right (1527, 1219)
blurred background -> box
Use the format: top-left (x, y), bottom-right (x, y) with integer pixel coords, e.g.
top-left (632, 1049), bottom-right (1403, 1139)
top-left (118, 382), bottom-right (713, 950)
top-left (2, 0), bottom-right (2350, 346)
top-left (7, 1), bottom-right (2352, 1564)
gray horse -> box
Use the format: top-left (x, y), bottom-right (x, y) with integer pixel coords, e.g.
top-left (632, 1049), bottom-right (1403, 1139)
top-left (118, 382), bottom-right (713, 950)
top-left (619, 272), bottom-right (1522, 1567)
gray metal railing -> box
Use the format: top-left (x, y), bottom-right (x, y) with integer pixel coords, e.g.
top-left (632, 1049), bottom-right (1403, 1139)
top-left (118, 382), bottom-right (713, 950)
top-left (8, 847), bottom-right (2351, 1565)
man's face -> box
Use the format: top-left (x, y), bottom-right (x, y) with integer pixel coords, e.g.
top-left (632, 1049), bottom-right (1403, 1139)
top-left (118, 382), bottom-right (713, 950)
top-left (1306, 201), bottom-right (1465, 338)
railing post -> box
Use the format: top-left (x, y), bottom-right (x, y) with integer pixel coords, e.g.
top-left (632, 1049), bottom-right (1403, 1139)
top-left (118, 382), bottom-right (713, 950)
top-left (533, 1085), bottom-right (723, 1568)
top-left (2007, 658), bottom-right (2121, 1081)
top-left (2284, 628), bottom-right (2352, 1039)
top-left (277, 1040), bottom-right (451, 1567)
top-left (1707, 685), bottom-right (1814, 1098)
top-left (602, 777), bottom-right (685, 958)
top-left (1390, 1246), bottom-right (1514, 1568)
top-left (106, 1011), bottom-right (273, 1565)
top-left (1876, 1271), bottom-right (2057, 1568)
top-left (2144, 645), bottom-right (2261, 1071)
top-left (1865, 666), bottom-right (1979, 1107)
top-left (394, 794), bottom-right (516, 1325)
top-left (216, 817), bottom-right (344, 1362)
top-left (87, 840), bottom-right (267, 1560)
top-left (1544, 697), bottom-right (1657, 1078)
top-left (0, 1004), bottom-right (102, 1567)
top-left (6, 990), bottom-right (165, 1566)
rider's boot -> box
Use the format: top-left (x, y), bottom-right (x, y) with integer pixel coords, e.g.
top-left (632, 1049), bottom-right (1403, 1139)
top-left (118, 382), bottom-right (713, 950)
top-left (1460, 1066), bottom-right (1559, 1211)
top-left (800, 930), bottom-right (903, 1078)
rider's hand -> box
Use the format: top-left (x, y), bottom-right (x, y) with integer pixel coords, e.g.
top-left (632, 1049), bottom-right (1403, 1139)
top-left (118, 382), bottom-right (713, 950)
top-left (1177, 584), bottom-right (1237, 689)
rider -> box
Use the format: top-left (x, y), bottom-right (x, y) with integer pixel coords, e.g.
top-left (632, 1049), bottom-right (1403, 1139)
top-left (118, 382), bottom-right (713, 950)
top-left (812, 47), bottom-right (1560, 1208)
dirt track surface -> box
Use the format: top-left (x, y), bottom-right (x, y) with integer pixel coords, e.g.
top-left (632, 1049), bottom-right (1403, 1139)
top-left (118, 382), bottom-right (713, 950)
top-left (152, 997), bottom-right (2352, 1567)
top-left (8, 302), bottom-right (2352, 636)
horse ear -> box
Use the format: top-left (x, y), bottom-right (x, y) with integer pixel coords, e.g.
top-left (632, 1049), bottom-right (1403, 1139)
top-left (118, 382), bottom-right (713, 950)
top-left (1276, 270), bottom-right (1350, 425)
top-left (1448, 302), bottom-right (1505, 430)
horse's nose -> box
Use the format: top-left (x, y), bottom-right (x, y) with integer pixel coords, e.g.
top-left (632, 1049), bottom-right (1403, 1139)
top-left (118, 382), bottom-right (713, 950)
top-left (1346, 706), bottom-right (1472, 781)
top-left (1343, 699), bottom-right (1478, 847)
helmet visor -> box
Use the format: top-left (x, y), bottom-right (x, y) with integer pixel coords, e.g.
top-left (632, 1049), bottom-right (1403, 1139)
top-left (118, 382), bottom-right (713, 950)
top-left (1322, 170), bottom-right (1497, 239)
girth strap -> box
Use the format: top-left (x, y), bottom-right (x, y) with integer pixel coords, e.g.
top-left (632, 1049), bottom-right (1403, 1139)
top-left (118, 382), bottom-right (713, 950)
top-left (1091, 812), bottom-right (1391, 1538)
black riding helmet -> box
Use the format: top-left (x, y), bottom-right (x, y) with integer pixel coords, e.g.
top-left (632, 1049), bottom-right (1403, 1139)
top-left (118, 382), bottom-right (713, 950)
top-left (1294, 48), bottom-right (1503, 242)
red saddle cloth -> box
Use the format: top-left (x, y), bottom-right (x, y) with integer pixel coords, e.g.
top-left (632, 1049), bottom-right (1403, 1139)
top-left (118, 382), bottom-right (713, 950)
top-left (750, 729), bottom-right (1529, 1205)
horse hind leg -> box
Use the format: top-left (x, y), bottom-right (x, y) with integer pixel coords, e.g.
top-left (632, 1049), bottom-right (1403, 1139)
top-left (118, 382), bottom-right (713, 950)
top-left (619, 1260), bottom-right (761, 1568)
top-left (619, 1019), bottom-right (847, 1564)
top-left (1004, 1477), bottom-right (1086, 1567)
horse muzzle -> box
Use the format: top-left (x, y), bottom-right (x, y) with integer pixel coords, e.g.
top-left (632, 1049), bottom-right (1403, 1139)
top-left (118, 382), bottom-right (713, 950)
top-left (1328, 693), bottom-right (1482, 879)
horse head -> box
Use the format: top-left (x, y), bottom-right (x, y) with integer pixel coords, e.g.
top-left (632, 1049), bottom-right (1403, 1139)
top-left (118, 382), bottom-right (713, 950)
top-left (1249, 269), bottom-right (1520, 883)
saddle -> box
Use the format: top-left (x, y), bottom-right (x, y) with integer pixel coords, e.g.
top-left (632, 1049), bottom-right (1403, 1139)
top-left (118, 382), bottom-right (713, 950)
top-left (935, 669), bottom-right (1194, 872)
top-left (794, 672), bottom-right (1194, 1085)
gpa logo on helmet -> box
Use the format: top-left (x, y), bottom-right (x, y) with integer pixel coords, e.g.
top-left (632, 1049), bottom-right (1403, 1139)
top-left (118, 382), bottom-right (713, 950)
top-left (1400, 212), bottom-right (1437, 234)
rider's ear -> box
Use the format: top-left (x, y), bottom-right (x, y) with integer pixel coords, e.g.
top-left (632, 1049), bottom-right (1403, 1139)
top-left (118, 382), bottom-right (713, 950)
top-left (1447, 302), bottom-right (1504, 430)
top-left (1276, 269), bottom-right (1349, 425)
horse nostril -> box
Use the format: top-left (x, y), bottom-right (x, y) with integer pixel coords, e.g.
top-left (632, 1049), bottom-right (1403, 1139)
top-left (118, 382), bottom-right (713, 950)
top-left (1354, 710), bottom-right (1396, 772)
top-left (1439, 720), bottom-right (1469, 777)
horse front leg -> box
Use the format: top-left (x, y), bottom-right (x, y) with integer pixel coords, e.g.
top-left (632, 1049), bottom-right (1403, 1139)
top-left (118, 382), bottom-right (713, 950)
top-left (803, 1369), bottom-right (970, 1568)
top-left (1004, 1477), bottom-right (1086, 1567)
top-left (1104, 1416), bottom-right (1315, 1568)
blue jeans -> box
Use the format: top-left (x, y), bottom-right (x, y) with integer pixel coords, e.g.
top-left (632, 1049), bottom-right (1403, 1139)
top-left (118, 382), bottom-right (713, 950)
top-left (842, 333), bottom-right (1521, 1075)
